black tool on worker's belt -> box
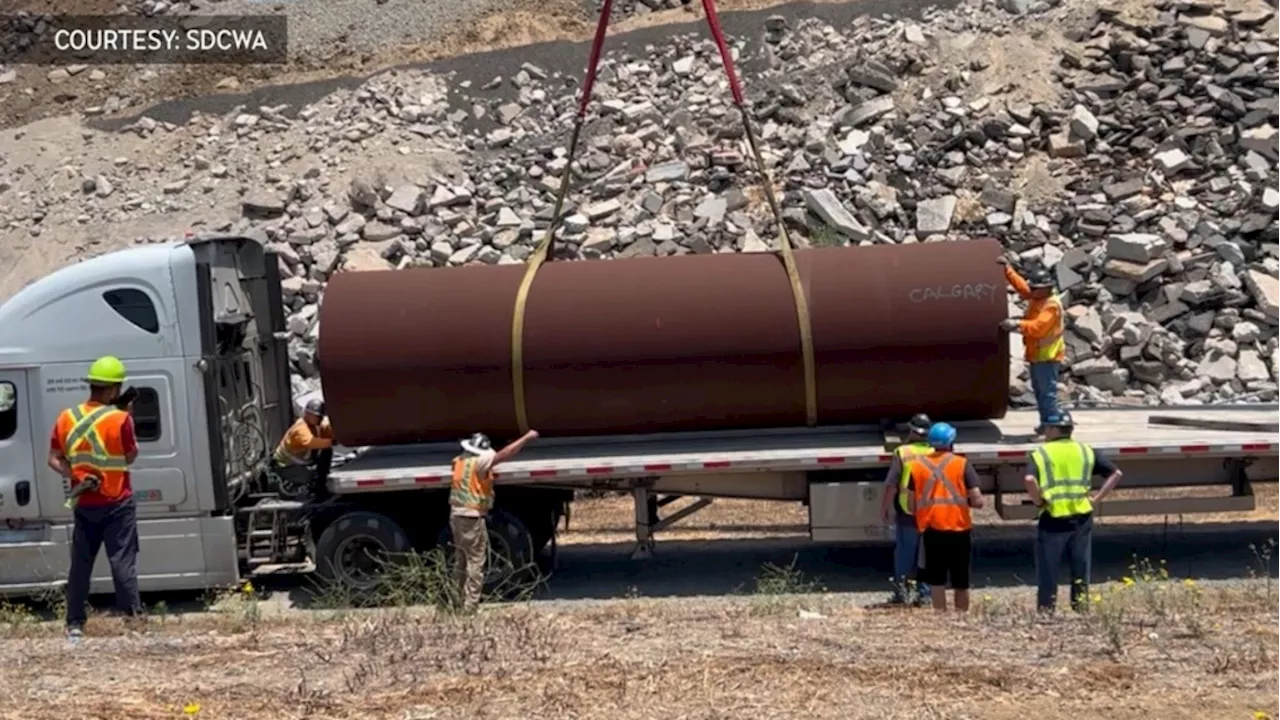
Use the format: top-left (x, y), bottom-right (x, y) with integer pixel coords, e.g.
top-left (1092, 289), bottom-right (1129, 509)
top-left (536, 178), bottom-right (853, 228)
top-left (113, 385), bottom-right (139, 410)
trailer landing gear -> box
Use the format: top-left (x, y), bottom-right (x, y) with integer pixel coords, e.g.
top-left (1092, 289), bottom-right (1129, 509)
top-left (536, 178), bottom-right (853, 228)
top-left (630, 486), bottom-right (714, 560)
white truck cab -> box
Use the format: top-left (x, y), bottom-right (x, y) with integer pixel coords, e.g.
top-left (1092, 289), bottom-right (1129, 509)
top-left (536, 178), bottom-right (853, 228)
top-left (0, 236), bottom-right (293, 596)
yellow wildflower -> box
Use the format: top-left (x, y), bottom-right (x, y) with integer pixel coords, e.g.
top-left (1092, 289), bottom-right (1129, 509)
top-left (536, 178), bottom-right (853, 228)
top-left (183, 703), bottom-right (201, 716)
top-left (1182, 578), bottom-right (1196, 587)
top-left (241, 581), bottom-right (255, 595)
top-left (1121, 576), bottom-right (1136, 586)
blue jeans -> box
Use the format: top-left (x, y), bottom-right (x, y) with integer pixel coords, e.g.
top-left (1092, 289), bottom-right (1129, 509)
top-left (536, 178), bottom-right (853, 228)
top-left (66, 496), bottom-right (143, 628)
top-left (1029, 361), bottom-right (1062, 427)
top-left (1035, 514), bottom-right (1093, 611)
top-left (892, 521), bottom-right (931, 601)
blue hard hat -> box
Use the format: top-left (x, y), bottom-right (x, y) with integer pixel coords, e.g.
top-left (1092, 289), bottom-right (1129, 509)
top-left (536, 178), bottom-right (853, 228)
top-left (1044, 411), bottom-right (1074, 428)
top-left (927, 422), bottom-right (957, 449)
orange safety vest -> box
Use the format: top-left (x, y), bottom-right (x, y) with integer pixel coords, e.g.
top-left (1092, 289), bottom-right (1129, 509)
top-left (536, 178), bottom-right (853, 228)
top-left (55, 402), bottom-right (131, 501)
top-left (908, 451), bottom-right (972, 533)
top-left (449, 455), bottom-right (495, 514)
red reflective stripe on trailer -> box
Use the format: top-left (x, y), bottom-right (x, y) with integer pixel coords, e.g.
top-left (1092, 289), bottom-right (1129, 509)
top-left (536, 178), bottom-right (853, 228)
top-left (1179, 445), bottom-right (1210, 453)
top-left (414, 476), bottom-right (444, 485)
top-left (1118, 447), bottom-right (1149, 455)
top-left (875, 454), bottom-right (892, 463)
top-left (1242, 443), bottom-right (1274, 452)
top-left (355, 478), bottom-right (385, 488)
top-left (529, 469), bottom-right (558, 478)
top-left (643, 464), bottom-right (672, 472)
top-left (703, 461), bottom-right (732, 469)
top-left (997, 450), bottom-right (1027, 458)
top-left (816, 457), bottom-right (845, 465)
top-left (586, 466), bottom-right (613, 475)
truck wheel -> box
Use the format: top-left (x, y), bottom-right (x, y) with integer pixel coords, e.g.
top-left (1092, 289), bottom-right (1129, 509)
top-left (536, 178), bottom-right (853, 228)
top-left (437, 508), bottom-right (538, 599)
top-left (314, 511), bottom-right (411, 591)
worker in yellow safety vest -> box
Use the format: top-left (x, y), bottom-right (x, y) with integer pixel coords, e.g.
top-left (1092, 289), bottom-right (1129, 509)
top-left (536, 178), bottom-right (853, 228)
top-left (449, 429), bottom-right (539, 612)
top-left (878, 413), bottom-right (934, 607)
top-left (997, 256), bottom-right (1065, 439)
top-left (1024, 411), bottom-right (1123, 613)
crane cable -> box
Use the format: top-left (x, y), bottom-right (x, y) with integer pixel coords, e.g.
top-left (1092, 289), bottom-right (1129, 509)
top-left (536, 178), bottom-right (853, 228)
top-left (510, 0), bottom-right (818, 432)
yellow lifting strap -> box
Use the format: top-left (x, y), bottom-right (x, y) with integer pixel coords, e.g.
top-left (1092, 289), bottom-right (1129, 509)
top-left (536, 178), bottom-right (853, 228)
top-left (509, 0), bottom-right (818, 433)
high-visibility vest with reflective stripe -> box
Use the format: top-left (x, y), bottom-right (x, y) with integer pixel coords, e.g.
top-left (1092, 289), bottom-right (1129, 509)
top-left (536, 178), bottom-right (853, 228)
top-left (908, 451), bottom-right (973, 532)
top-left (895, 442), bottom-right (932, 514)
top-left (273, 418), bottom-right (313, 466)
top-left (450, 455), bottom-right (495, 513)
top-left (55, 402), bottom-right (130, 500)
top-left (1031, 439), bottom-right (1095, 518)
top-left (1027, 294), bottom-right (1065, 362)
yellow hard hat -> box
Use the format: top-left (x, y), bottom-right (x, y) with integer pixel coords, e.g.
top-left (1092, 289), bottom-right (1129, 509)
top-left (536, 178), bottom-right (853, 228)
top-left (86, 356), bottom-right (127, 385)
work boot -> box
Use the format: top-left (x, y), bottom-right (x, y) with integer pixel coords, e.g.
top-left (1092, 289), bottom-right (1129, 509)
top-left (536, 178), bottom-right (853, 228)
top-left (66, 626), bottom-right (84, 646)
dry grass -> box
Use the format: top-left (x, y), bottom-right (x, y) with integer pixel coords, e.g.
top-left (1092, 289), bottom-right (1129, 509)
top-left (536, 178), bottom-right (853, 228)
top-left (0, 562), bottom-right (1275, 720)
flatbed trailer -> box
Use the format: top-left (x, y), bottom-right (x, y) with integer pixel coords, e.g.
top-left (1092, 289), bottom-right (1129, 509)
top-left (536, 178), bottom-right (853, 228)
top-left (330, 405), bottom-right (1280, 556)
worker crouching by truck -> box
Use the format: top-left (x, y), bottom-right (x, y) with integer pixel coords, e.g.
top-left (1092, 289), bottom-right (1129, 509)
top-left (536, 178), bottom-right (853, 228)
top-left (997, 256), bottom-right (1065, 440)
top-left (271, 398), bottom-right (334, 499)
top-left (450, 429), bottom-right (539, 612)
top-left (47, 356), bottom-right (144, 643)
top-left (879, 413), bottom-right (934, 607)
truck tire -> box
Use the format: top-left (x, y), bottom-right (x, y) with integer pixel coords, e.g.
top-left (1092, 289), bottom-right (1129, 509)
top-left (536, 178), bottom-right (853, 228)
top-left (314, 511), bottom-right (411, 591)
top-left (437, 508), bottom-right (539, 599)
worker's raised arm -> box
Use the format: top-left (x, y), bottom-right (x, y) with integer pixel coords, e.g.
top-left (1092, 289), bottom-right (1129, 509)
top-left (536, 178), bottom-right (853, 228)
top-left (493, 429), bottom-right (539, 467)
top-left (1003, 264), bottom-right (1032, 300)
top-left (1089, 449), bottom-right (1123, 504)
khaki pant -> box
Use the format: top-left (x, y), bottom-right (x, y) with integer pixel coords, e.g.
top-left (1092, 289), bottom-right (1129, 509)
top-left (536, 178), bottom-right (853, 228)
top-left (450, 514), bottom-right (488, 610)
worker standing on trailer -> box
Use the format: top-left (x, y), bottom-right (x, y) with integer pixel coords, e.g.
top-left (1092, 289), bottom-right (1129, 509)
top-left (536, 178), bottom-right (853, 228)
top-left (1025, 411), bottom-right (1123, 613)
top-left (907, 422), bottom-right (984, 612)
top-left (997, 256), bottom-right (1065, 439)
top-left (878, 413), bottom-right (935, 607)
top-left (48, 356), bottom-right (143, 643)
top-left (450, 429), bottom-right (540, 612)
top-left (272, 398), bottom-right (334, 498)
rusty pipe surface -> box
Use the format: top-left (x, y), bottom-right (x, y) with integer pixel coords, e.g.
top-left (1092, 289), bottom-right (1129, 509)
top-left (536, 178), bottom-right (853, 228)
top-left (318, 238), bottom-right (1009, 446)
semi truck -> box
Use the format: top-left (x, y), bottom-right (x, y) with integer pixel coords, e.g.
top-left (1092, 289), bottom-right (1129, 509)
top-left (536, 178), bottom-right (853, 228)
top-left (0, 234), bottom-right (1276, 598)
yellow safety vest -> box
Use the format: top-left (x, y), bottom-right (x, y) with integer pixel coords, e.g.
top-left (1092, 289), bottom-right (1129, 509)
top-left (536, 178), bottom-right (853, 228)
top-left (1028, 294), bottom-right (1065, 362)
top-left (1031, 439), bottom-right (1095, 518)
top-left (896, 442), bottom-right (932, 513)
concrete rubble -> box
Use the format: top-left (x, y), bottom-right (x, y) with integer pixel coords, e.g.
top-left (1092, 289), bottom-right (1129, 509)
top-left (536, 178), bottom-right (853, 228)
top-left (0, 0), bottom-right (1276, 409)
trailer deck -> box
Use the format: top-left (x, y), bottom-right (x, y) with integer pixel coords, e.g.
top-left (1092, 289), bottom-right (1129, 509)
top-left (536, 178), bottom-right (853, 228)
top-left (329, 405), bottom-right (1280, 494)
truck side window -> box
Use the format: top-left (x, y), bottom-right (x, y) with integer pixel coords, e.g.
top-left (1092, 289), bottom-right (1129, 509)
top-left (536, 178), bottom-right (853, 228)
top-left (131, 387), bottom-right (162, 442)
top-left (0, 381), bottom-right (15, 441)
top-left (103, 288), bottom-right (159, 334)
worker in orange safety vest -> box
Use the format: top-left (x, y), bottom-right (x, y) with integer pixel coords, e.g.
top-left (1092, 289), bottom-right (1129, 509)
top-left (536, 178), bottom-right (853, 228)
top-left (47, 356), bottom-right (144, 643)
top-left (906, 422), bottom-right (985, 613)
top-left (449, 429), bottom-right (539, 612)
top-left (997, 256), bottom-right (1065, 440)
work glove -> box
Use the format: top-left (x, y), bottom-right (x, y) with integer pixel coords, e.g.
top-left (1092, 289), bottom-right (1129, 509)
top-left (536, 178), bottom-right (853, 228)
top-left (999, 319), bottom-right (1020, 332)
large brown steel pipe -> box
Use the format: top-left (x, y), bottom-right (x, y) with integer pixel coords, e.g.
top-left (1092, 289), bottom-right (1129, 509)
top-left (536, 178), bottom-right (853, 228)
top-left (318, 238), bottom-right (1009, 446)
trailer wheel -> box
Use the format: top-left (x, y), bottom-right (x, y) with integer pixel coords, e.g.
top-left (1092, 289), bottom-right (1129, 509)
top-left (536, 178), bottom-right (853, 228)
top-left (314, 511), bottom-right (411, 591)
top-left (437, 508), bottom-right (539, 599)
